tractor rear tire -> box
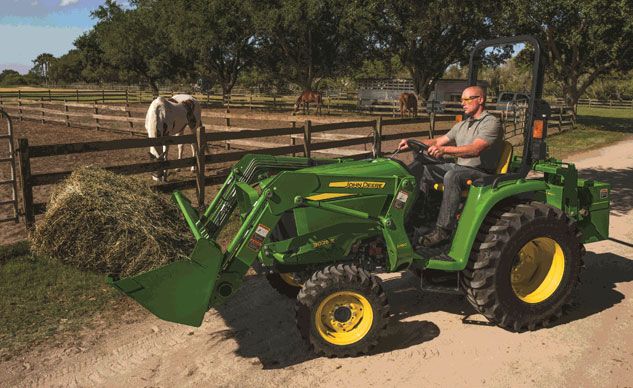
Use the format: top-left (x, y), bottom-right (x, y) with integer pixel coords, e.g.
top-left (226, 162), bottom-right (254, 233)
top-left (266, 272), bottom-right (302, 298)
top-left (460, 202), bottom-right (584, 331)
top-left (296, 264), bottom-right (390, 357)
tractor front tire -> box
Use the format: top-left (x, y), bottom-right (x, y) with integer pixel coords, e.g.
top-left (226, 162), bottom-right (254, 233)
top-left (460, 202), bottom-right (584, 331)
top-left (296, 264), bottom-right (390, 357)
top-left (266, 272), bottom-right (302, 298)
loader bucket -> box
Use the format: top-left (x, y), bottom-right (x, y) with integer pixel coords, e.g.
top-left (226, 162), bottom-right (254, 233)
top-left (108, 238), bottom-right (223, 327)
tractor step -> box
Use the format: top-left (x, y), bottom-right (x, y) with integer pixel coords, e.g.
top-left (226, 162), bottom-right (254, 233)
top-left (414, 242), bottom-right (454, 262)
top-left (419, 269), bottom-right (461, 294)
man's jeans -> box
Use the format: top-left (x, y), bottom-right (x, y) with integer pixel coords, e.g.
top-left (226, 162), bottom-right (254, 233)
top-left (408, 161), bottom-right (490, 229)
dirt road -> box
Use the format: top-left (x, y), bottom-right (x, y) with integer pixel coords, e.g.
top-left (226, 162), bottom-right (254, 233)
top-left (2, 139), bottom-right (633, 387)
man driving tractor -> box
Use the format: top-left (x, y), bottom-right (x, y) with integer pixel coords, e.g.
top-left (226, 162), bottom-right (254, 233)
top-left (398, 86), bottom-right (503, 247)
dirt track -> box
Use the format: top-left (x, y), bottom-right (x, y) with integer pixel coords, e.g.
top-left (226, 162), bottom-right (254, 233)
top-left (2, 137), bottom-right (633, 387)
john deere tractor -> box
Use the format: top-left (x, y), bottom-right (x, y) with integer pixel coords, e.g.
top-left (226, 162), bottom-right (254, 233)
top-left (109, 36), bottom-right (610, 357)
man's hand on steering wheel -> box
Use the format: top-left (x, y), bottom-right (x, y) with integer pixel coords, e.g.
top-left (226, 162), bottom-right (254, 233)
top-left (428, 145), bottom-right (446, 158)
top-left (404, 138), bottom-right (444, 164)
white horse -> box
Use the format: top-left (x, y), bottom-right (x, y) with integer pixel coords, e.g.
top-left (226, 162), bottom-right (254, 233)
top-left (145, 94), bottom-right (202, 181)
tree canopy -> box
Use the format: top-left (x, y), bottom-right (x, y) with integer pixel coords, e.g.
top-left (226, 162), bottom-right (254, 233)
top-left (9, 0), bottom-right (632, 103)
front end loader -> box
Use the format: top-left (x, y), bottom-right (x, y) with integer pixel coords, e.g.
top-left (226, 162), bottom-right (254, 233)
top-left (109, 36), bottom-right (610, 357)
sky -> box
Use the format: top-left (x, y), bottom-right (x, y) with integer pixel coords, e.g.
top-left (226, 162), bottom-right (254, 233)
top-left (0, 0), bottom-right (128, 74)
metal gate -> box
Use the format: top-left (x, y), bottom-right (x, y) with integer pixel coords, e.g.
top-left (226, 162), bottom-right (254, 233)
top-left (0, 108), bottom-right (19, 223)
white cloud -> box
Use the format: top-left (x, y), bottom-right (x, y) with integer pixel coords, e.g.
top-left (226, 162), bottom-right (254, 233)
top-left (59, 0), bottom-right (79, 6)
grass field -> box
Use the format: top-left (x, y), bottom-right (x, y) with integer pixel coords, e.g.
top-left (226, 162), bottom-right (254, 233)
top-left (0, 241), bottom-right (119, 361)
top-left (546, 106), bottom-right (632, 159)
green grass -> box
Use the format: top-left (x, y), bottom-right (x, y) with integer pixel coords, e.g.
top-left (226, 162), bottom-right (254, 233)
top-left (0, 241), bottom-right (119, 360)
top-left (545, 106), bottom-right (632, 159)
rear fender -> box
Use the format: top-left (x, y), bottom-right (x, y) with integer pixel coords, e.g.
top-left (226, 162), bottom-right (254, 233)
top-left (428, 179), bottom-right (548, 271)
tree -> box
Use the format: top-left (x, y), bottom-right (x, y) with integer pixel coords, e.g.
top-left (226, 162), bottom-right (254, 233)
top-left (255, 0), bottom-right (374, 90)
top-left (162, 0), bottom-right (259, 100)
top-left (49, 50), bottom-right (84, 85)
top-left (497, 0), bottom-right (633, 108)
top-left (0, 69), bottom-right (26, 86)
top-left (91, 0), bottom-right (185, 95)
top-left (373, 0), bottom-right (495, 99)
top-left (30, 53), bottom-right (56, 85)
top-left (74, 30), bottom-right (120, 84)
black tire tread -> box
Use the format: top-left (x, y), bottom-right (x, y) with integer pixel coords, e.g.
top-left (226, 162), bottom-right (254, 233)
top-left (295, 263), bottom-right (390, 357)
top-left (460, 201), bottom-right (584, 331)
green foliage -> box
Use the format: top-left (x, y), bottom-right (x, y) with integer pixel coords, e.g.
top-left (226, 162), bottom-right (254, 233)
top-left (91, 0), bottom-right (185, 94)
top-left (48, 50), bottom-right (84, 85)
top-left (163, 0), bottom-right (259, 97)
top-left (373, 0), bottom-right (495, 98)
top-left (255, 0), bottom-right (375, 90)
top-left (497, 0), bottom-right (633, 106)
top-left (73, 30), bottom-right (120, 84)
top-left (0, 69), bottom-right (27, 86)
top-left (0, 241), bottom-right (118, 360)
top-left (30, 53), bottom-right (55, 85)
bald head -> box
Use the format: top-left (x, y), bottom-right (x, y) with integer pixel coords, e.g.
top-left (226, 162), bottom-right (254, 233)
top-left (463, 86), bottom-right (486, 103)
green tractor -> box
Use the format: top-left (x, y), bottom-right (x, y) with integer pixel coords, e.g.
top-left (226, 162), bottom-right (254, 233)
top-left (109, 36), bottom-right (610, 357)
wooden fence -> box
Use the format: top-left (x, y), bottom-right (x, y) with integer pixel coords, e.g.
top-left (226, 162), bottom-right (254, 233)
top-left (17, 115), bottom-right (452, 229)
top-left (0, 98), bottom-right (574, 139)
top-left (552, 97), bottom-right (633, 110)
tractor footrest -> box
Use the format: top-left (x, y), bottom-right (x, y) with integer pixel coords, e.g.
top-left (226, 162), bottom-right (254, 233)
top-left (419, 269), bottom-right (461, 295)
top-left (414, 243), bottom-right (454, 262)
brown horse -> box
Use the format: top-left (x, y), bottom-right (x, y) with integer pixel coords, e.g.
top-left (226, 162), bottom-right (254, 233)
top-left (399, 92), bottom-right (418, 117)
top-left (293, 90), bottom-right (323, 115)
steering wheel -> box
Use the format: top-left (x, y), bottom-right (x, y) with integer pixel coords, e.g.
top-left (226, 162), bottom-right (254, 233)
top-left (406, 139), bottom-right (443, 164)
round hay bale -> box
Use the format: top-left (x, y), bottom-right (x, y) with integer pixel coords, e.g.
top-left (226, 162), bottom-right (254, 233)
top-left (31, 166), bottom-right (196, 277)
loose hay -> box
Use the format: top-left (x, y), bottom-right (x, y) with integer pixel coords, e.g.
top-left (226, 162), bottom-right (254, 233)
top-left (31, 166), bottom-right (196, 277)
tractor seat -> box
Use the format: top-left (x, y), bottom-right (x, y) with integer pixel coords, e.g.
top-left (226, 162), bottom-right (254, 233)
top-left (433, 140), bottom-right (513, 194)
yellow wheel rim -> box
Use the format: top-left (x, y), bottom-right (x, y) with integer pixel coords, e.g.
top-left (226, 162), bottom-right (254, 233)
top-left (511, 237), bottom-right (565, 304)
top-left (315, 291), bottom-right (373, 346)
top-left (279, 273), bottom-right (302, 288)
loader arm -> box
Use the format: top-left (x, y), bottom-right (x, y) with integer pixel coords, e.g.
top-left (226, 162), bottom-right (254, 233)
top-left (110, 155), bottom-right (418, 327)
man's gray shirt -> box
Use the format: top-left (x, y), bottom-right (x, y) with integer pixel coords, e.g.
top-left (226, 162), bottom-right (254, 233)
top-left (444, 111), bottom-right (503, 172)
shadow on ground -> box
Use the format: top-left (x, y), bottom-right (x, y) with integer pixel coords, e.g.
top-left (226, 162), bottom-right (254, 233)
top-left (214, 275), bottom-right (441, 369)
top-left (558, 251), bottom-right (633, 325)
top-left (213, 248), bottom-right (633, 368)
top-left (578, 167), bottom-right (633, 215)
top-left (576, 115), bottom-right (633, 133)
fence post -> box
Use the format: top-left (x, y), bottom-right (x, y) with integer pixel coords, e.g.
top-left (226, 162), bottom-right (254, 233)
top-left (225, 105), bottom-right (231, 127)
top-left (303, 120), bottom-right (312, 158)
top-left (126, 103), bottom-right (134, 131)
top-left (558, 107), bottom-right (563, 133)
top-left (18, 90), bottom-right (21, 100)
top-left (291, 122), bottom-right (297, 157)
top-left (125, 89), bottom-right (129, 104)
top-left (195, 126), bottom-right (206, 209)
top-left (18, 138), bottom-right (35, 230)
top-left (375, 116), bottom-right (382, 157)
top-left (94, 102), bottom-right (99, 130)
top-left (40, 100), bottom-right (45, 124)
top-left (64, 100), bottom-right (70, 127)
top-left (18, 100), bottom-right (23, 121)
top-left (48, 89), bottom-right (52, 101)
top-left (76, 89), bottom-right (79, 103)
top-left (102, 89), bottom-right (105, 103)
top-left (249, 93), bottom-right (253, 111)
